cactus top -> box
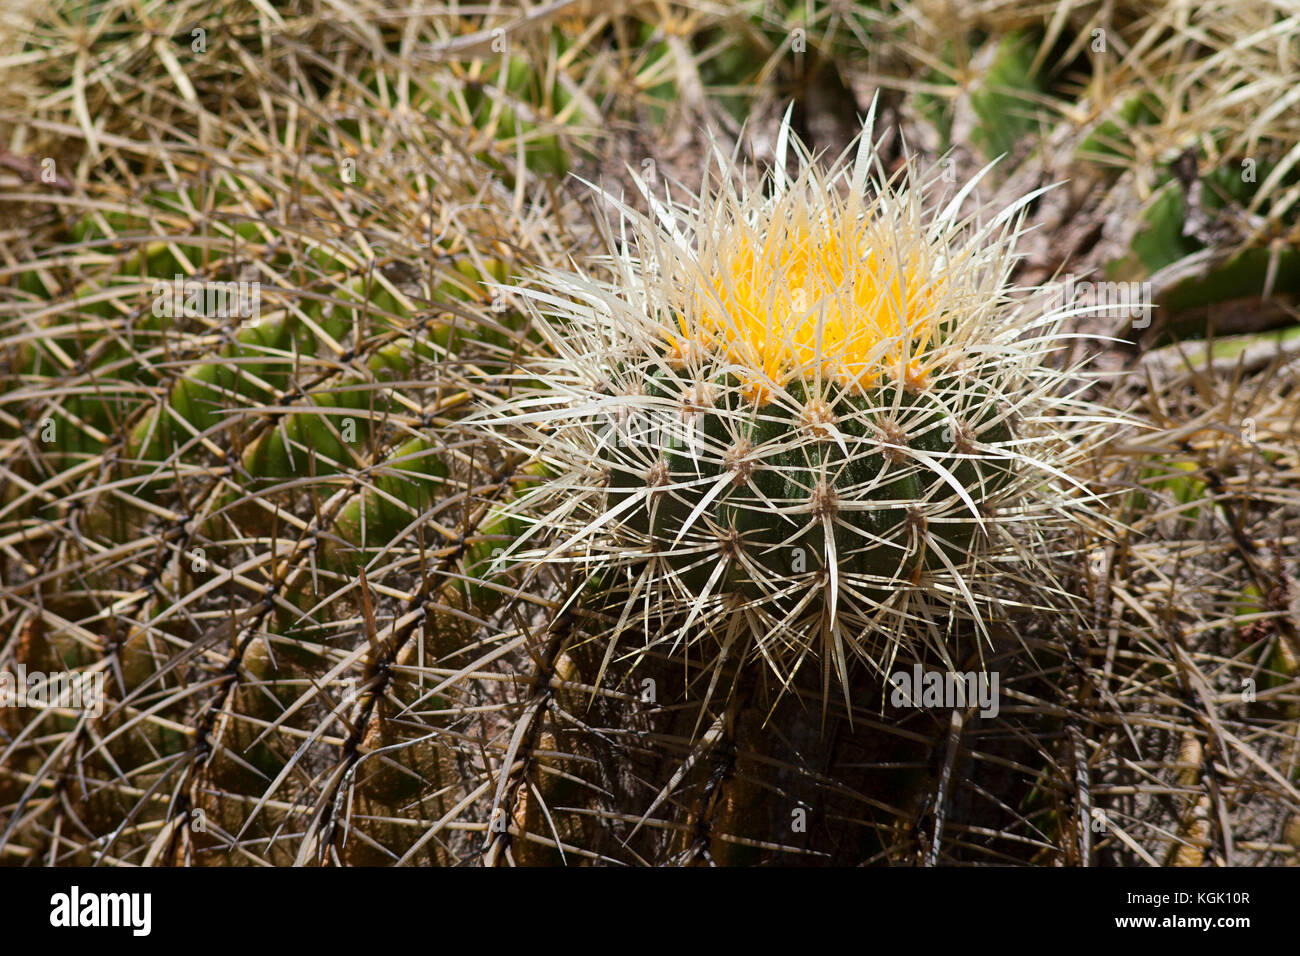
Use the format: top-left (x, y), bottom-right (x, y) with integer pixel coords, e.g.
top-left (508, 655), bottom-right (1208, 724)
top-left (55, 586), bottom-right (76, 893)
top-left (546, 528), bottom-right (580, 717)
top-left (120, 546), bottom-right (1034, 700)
top-left (675, 207), bottom-right (942, 403)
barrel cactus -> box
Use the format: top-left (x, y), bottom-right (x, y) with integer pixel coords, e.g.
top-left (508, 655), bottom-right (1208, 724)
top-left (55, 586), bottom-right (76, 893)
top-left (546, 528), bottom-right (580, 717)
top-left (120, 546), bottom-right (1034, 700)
top-left (481, 106), bottom-right (1111, 693)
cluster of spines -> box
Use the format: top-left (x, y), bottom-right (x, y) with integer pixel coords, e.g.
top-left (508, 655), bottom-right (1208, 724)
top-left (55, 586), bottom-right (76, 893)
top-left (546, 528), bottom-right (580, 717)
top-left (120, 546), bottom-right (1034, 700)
top-left (509, 337), bottom-right (1037, 677)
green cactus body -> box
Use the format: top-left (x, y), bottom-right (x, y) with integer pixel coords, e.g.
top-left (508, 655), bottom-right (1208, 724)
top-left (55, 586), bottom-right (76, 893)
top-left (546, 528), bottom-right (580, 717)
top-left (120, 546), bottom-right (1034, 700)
top-left (597, 358), bottom-right (1017, 623)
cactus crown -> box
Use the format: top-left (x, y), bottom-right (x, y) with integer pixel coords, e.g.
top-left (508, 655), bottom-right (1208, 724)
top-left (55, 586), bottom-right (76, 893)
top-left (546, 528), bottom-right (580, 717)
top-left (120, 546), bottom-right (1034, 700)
top-left (676, 171), bottom-right (940, 399)
top-left (481, 104), bottom-right (1111, 697)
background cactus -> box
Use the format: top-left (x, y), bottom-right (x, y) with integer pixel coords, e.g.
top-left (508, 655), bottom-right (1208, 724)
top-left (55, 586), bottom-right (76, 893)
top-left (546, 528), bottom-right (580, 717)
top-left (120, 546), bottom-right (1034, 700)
top-left (2, 0), bottom-right (1300, 868)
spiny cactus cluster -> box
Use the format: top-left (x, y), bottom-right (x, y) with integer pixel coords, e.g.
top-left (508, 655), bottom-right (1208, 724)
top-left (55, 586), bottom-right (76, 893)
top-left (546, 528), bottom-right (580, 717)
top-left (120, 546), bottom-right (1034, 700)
top-left (483, 109), bottom-right (1114, 691)
top-left (4, 0), bottom-right (1300, 870)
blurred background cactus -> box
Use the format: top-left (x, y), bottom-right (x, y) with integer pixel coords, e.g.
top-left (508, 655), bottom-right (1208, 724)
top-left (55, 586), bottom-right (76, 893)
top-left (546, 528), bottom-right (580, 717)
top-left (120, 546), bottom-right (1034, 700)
top-left (1, 0), bottom-right (1299, 866)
